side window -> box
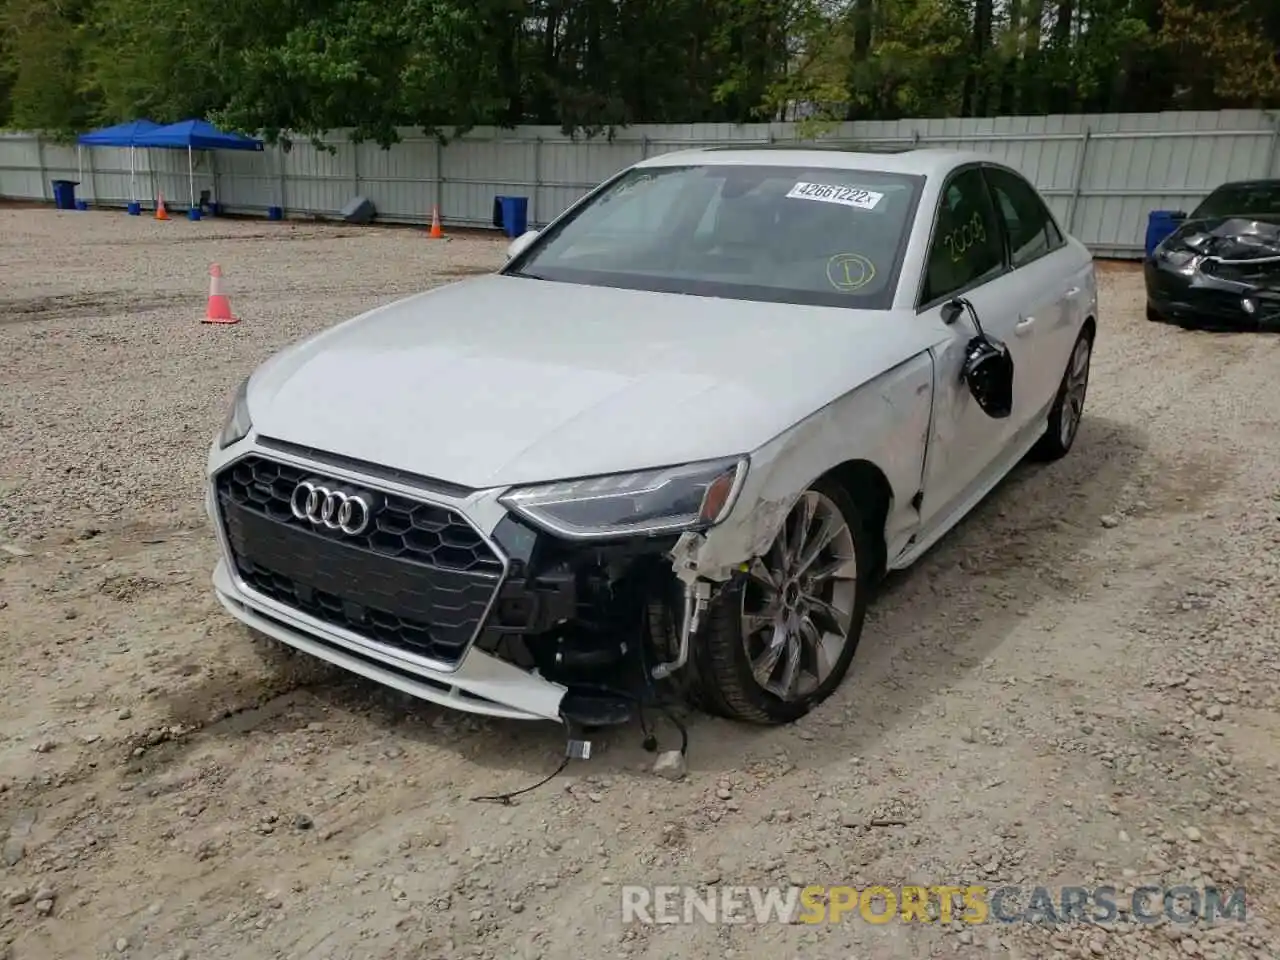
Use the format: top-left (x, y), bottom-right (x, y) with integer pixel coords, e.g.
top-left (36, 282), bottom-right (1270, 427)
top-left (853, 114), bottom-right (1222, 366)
top-left (1045, 216), bottom-right (1064, 248)
top-left (922, 167), bottom-right (1004, 305)
top-left (984, 166), bottom-right (1060, 269)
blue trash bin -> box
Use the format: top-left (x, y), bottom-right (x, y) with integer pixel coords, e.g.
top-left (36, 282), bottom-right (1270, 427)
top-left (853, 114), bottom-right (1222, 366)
top-left (1145, 210), bottom-right (1186, 258)
top-left (50, 179), bottom-right (79, 210)
top-left (492, 195), bottom-right (529, 238)
top-left (127, 201), bottom-right (142, 216)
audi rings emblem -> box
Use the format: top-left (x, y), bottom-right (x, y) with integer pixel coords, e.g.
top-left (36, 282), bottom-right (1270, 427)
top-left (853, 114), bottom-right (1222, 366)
top-left (290, 481), bottom-right (374, 536)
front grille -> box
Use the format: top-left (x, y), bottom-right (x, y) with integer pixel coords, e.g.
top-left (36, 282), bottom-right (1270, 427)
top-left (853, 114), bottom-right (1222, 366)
top-left (215, 455), bottom-right (504, 666)
top-left (1199, 259), bottom-right (1278, 285)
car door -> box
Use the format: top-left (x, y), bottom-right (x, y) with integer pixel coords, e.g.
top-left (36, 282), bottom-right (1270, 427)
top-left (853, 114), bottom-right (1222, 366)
top-left (982, 164), bottom-right (1081, 419)
top-left (915, 164), bottom-right (1032, 533)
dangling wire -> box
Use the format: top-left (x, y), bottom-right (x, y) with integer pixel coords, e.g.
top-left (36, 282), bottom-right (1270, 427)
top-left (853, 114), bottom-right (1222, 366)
top-left (470, 716), bottom-right (576, 805)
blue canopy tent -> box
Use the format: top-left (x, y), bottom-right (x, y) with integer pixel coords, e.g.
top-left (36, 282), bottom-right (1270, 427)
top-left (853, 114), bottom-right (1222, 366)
top-left (136, 119), bottom-right (264, 213)
top-left (76, 119), bottom-right (162, 204)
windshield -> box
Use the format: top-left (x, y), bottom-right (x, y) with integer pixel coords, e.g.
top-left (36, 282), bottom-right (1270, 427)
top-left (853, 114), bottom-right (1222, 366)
top-left (506, 164), bottom-right (925, 310)
top-left (1190, 181), bottom-right (1280, 219)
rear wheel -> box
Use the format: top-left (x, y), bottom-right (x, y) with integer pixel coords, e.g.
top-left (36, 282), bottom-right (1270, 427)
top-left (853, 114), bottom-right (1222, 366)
top-left (1030, 327), bottom-right (1092, 462)
top-left (685, 477), bottom-right (872, 724)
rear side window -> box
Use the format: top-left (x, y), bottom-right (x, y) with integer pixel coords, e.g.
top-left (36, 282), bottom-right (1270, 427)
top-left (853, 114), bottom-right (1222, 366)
top-left (921, 167), bottom-right (1005, 305)
top-left (984, 166), bottom-right (1061, 269)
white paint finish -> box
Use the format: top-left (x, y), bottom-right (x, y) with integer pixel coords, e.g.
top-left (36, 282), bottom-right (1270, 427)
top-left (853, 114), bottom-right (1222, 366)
top-left (914, 289), bottom-right (1026, 531)
top-left (506, 229), bottom-right (538, 259)
top-left (684, 350), bottom-right (938, 577)
top-left (212, 561), bottom-right (566, 721)
top-left (888, 413), bottom-right (1050, 571)
top-left (203, 146), bottom-right (1100, 720)
top-left (1009, 243), bottom-right (1083, 413)
top-left (243, 275), bottom-right (936, 489)
top-left (637, 147), bottom-right (992, 179)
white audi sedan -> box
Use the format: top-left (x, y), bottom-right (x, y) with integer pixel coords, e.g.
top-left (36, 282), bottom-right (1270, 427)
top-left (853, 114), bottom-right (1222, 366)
top-left (207, 147), bottom-right (1097, 728)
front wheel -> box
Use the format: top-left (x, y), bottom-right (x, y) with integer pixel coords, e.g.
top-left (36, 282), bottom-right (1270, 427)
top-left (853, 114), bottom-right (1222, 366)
top-left (1030, 328), bottom-right (1092, 462)
top-left (684, 477), bottom-right (872, 724)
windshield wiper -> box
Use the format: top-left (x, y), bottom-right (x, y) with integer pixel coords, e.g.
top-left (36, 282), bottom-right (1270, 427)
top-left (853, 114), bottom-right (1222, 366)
top-left (505, 268), bottom-right (550, 280)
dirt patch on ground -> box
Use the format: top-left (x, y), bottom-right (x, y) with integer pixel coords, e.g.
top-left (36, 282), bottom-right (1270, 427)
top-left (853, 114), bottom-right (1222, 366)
top-left (0, 291), bottom-right (206, 326)
top-left (0, 209), bottom-right (1278, 960)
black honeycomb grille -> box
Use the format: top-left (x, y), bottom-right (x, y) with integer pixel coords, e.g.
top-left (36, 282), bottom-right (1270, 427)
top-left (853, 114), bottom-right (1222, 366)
top-left (215, 456), bottom-right (505, 665)
top-left (218, 456), bottom-right (502, 574)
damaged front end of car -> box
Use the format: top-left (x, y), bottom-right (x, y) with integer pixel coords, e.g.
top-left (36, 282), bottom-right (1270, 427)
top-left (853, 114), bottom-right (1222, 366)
top-left (469, 458), bottom-right (758, 727)
top-left (1148, 217), bottom-right (1280, 330)
top-left (210, 435), bottom-right (796, 728)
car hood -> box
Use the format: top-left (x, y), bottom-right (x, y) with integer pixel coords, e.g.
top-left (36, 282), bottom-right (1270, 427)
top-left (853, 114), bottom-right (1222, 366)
top-left (247, 275), bottom-right (931, 489)
top-left (1169, 216), bottom-right (1280, 264)
top-left (1159, 216), bottom-right (1280, 293)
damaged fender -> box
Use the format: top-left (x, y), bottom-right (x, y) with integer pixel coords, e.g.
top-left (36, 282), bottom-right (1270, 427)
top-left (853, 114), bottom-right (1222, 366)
top-left (669, 351), bottom-right (937, 585)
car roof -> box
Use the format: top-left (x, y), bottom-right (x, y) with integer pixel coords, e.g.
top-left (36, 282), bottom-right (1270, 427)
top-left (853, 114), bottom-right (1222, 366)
top-left (633, 146), bottom-right (998, 178)
top-left (1206, 178), bottom-right (1280, 191)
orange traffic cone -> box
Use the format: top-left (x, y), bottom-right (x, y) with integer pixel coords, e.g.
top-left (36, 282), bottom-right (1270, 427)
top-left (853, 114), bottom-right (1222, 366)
top-left (203, 263), bottom-right (237, 325)
top-left (155, 192), bottom-right (169, 221)
top-left (428, 205), bottom-right (444, 239)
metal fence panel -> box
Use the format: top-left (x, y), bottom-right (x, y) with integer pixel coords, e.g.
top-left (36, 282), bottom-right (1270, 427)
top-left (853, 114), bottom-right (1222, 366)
top-left (3, 110), bottom-right (1278, 257)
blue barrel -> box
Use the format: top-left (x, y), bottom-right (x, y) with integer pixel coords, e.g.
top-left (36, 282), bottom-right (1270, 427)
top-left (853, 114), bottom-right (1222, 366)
top-left (492, 195), bottom-right (529, 237)
top-left (187, 207), bottom-right (202, 221)
top-left (127, 201), bottom-right (142, 216)
top-left (74, 200), bottom-right (88, 211)
top-left (50, 179), bottom-right (79, 210)
top-left (267, 205), bottom-right (283, 221)
top-left (1145, 210), bottom-right (1186, 257)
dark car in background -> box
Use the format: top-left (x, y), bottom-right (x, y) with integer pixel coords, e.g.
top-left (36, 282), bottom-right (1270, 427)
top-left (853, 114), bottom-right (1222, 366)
top-left (1144, 179), bottom-right (1280, 331)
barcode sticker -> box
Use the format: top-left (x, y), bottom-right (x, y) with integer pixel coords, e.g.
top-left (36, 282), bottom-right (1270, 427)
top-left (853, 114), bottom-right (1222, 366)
top-left (786, 182), bottom-right (883, 210)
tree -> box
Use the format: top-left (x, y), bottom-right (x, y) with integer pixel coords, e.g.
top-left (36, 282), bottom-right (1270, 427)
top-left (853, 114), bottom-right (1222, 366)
top-left (1, 0), bottom-right (98, 133)
top-left (1158, 0), bottom-right (1280, 107)
top-left (1, 0), bottom-right (1277, 138)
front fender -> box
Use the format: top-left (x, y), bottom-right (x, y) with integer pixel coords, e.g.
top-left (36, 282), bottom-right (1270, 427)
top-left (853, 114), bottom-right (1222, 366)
top-left (673, 351), bottom-right (936, 581)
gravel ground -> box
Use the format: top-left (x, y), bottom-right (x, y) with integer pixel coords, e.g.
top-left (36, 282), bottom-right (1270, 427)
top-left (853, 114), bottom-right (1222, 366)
top-left (1, 208), bottom-right (1279, 960)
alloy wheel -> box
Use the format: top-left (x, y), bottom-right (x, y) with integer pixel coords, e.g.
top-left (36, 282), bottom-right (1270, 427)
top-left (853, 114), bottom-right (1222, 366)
top-left (739, 490), bottom-right (859, 701)
top-left (1060, 336), bottom-right (1092, 449)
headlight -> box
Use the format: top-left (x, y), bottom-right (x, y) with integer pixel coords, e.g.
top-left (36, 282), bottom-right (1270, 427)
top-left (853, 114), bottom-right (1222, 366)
top-left (218, 377), bottom-right (253, 449)
top-left (499, 457), bottom-right (749, 540)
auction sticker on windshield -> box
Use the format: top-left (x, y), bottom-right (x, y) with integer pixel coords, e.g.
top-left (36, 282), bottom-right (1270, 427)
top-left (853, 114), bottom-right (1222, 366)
top-left (786, 182), bottom-right (884, 210)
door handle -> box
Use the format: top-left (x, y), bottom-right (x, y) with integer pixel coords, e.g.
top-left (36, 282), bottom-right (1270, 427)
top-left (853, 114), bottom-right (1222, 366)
top-left (1064, 286), bottom-right (1081, 298)
top-left (1015, 316), bottom-right (1036, 336)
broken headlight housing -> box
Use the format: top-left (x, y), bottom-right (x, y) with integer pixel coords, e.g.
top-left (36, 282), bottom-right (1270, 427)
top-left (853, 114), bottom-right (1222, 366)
top-left (500, 457), bottom-right (749, 540)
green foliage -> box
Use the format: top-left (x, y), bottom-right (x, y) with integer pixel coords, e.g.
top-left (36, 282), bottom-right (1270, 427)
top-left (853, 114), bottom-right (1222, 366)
top-left (1, 0), bottom-right (1277, 139)
top-left (1, 0), bottom-right (98, 133)
top-left (1158, 0), bottom-right (1280, 106)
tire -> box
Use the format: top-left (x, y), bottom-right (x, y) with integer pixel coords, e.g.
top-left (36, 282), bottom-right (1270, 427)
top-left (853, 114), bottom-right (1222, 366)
top-left (1146, 305), bottom-right (1162, 323)
top-left (683, 476), bottom-right (873, 724)
top-left (1030, 326), bottom-right (1093, 462)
